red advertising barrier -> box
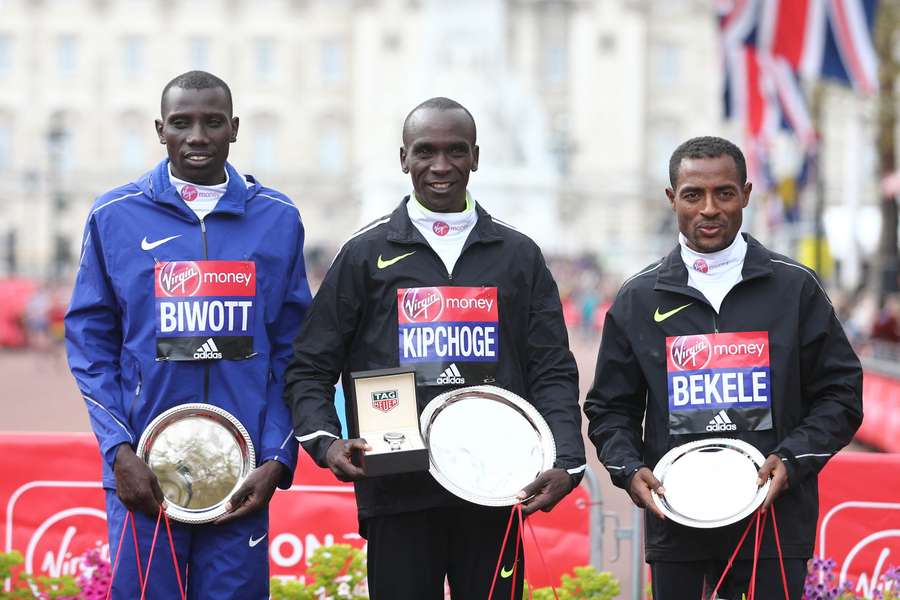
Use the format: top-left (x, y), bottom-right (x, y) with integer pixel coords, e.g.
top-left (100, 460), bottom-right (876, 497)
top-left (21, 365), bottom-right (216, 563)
top-left (817, 452), bottom-right (900, 597)
top-left (857, 370), bottom-right (900, 452)
top-left (0, 433), bottom-right (589, 589)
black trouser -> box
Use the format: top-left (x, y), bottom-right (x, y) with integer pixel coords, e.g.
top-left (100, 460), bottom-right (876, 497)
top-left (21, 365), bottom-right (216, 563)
top-left (364, 505), bottom-right (524, 600)
top-left (650, 558), bottom-right (807, 600)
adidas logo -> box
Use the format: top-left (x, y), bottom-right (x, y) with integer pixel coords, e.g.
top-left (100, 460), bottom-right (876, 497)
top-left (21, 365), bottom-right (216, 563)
top-left (193, 338), bottom-right (223, 360)
top-left (436, 363), bottom-right (465, 385)
top-left (706, 409), bottom-right (737, 432)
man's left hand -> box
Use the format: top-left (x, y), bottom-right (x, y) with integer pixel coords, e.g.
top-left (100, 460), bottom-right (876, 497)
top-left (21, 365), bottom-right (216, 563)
top-left (756, 454), bottom-right (789, 512)
top-left (215, 460), bottom-right (287, 525)
top-left (517, 468), bottom-right (573, 516)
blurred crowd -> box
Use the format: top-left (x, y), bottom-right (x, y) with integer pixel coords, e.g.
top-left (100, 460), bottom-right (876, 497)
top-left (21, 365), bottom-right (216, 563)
top-left (3, 245), bottom-right (899, 365)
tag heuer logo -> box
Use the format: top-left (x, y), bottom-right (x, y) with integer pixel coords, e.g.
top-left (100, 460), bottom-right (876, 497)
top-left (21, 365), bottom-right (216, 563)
top-left (371, 390), bottom-right (399, 412)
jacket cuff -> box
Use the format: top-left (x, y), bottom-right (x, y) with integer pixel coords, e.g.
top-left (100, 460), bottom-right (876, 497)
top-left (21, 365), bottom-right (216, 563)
top-left (260, 452), bottom-right (295, 489)
top-left (103, 438), bottom-right (134, 472)
top-left (298, 433), bottom-right (339, 468)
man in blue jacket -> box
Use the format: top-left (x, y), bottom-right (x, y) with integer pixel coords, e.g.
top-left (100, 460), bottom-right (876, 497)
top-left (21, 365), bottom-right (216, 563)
top-left (65, 71), bottom-right (312, 599)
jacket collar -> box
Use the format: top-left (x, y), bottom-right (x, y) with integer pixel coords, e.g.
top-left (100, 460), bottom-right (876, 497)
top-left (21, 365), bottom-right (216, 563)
top-left (141, 159), bottom-right (258, 220)
top-left (654, 233), bottom-right (774, 295)
top-left (385, 195), bottom-right (505, 247)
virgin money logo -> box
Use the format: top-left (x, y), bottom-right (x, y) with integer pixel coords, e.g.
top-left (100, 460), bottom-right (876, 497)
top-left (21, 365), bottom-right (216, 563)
top-left (158, 261), bottom-right (201, 297)
top-left (24, 507), bottom-right (108, 579)
top-left (670, 335), bottom-right (712, 370)
top-left (181, 185), bottom-right (198, 202)
top-left (401, 287), bottom-right (444, 322)
top-left (693, 259), bottom-right (709, 273)
top-left (433, 221), bottom-right (450, 236)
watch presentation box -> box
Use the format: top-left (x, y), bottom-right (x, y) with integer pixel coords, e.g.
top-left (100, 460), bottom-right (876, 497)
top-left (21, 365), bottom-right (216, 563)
top-left (349, 367), bottom-right (429, 477)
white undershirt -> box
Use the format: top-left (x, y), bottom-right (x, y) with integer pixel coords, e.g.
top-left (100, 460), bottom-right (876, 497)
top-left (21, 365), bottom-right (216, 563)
top-left (169, 166), bottom-right (227, 220)
top-left (407, 192), bottom-right (477, 275)
top-left (679, 233), bottom-right (747, 314)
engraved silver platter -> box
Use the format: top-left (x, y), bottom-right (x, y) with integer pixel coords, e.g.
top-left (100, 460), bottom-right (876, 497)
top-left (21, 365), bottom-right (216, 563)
top-left (651, 438), bottom-right (770, 529)
top-left (420, 385), bottom-right (556, 507)
top-left (136, 403), bottom-right (255, 524)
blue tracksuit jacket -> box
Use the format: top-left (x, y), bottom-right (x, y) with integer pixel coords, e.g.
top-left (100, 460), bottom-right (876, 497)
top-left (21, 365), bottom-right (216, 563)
top-left (65, 159), bottom-right (311, 490)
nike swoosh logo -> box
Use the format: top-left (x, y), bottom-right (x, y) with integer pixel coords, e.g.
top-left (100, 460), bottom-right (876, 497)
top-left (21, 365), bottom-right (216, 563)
top-left (654, 302), bottom-right (693, 323)
top-left (377, 251), bottom-right (416, 269)
top-left (141, 235), bottom-right (181, 251)
top-left (249, 533), bottom-right (267, 547)
top-left (500, 565), bottom-right (514, 579)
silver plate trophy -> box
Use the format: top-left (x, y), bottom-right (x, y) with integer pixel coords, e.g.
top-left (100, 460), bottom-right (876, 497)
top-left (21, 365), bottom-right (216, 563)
top-left (651, 438), bottom-right (770, 529)
top-left (136, 403), bottom-right (255, 524)
top-left (420, 385), bottom-right (556, 507)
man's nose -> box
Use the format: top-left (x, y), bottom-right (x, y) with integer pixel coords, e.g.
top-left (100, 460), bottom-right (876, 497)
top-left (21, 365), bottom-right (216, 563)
top-left (699, 193), bottom-right (720, 216)
top-left (186, 124), bottom-right (209, 145)
top-left (430, 152), bottom-right (451, 173)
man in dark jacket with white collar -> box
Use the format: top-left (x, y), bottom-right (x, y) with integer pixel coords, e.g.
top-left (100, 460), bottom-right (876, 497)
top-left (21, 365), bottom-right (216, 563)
top-left (284, 97), bottom-right (585, 599)
top-left (584, 136), bottom-right (862, 600)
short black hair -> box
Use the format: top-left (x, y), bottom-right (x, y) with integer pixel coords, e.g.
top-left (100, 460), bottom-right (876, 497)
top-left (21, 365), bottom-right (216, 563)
top-left (402, 97), bottom-right (477, 145)
top-left (668, 136), bottom-right (747, 188)
top-left (160, 70), bottom-right (233, 117)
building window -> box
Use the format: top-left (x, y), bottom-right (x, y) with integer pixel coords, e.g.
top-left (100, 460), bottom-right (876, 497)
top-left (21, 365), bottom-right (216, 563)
top-left (0, 34), bottom-right (11, 79)
top-left (0, 125), bottom-right (10, 171)
top-left (652, 124), bottom-right (680, 183)
top-left (318, 124), bottom-right (345, 174)
top-left (654, 42), bottom-right (680, 87)
top-left (543, 41), bottom-right (566, 84)
top-left (254, 127), bottom-right (276, 173)
top-left (57, 34), bottom-right (78, 78)
top-left (255, 38), bottom-right (276, 82)
top-left (189, 37), bottom-right (210, 70)
top-left (320, 39), bottom-right (346, 84)
top-left (122, 128), bottom-right (144, 171)
top-left (123, 36), bottom-right (145, 79)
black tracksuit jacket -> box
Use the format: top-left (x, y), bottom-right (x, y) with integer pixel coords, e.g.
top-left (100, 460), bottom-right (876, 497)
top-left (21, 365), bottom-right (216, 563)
top-left (584, 234), bottom-right (863, 561)
top-left (284, 198), bottom-right (585, 523)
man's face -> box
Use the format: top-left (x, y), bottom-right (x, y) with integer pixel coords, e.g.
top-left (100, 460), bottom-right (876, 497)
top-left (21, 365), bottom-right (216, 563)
top-left (155, 86), bottom-right (238, 186)
top-left (666, 155), bottom-right (751, 253)
top-left (400, 108), bottom-right (479, 213)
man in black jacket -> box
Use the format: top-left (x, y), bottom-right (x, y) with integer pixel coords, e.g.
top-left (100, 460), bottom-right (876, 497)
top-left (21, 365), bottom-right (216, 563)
top-left (584, 136), bottom-right (862, 600)
top-left (284, 97), bottom-right (585, 599)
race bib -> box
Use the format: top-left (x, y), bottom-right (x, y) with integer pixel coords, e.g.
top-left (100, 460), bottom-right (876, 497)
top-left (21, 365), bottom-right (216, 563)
top-left (666, 331), bottom-right (773, 435)
top-left (397, 286), bottom-right (499, 387)
top-left (154, 260), bottom-right (256, 361)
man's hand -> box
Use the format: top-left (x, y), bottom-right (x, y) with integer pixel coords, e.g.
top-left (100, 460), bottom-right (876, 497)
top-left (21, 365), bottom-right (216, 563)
top-left (324, 438), bottom-right (370, 482)
top-left (628, 467), bottom-right (666, 520)
top-left (215, 460), bottom-right (287, 525)
top-left (113, 444), bottom-right (165, 517)
top-left (757, 454), bottom-right (789, 512)
top-left (517, 468), bottom-right (573, 516)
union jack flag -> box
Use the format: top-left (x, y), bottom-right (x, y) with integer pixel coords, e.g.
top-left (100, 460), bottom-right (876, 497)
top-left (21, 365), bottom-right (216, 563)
top-left (720, 0), bottom-right (878, 153)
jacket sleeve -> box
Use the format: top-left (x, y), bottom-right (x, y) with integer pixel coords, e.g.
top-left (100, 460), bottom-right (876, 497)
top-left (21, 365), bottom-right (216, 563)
top-left (283, 245), bottom-right (363, 467)
top-left (526, 252), bottom-right (586, 482)
top-left (261, 215), bottom-right (313, 488)
top-left (65, 215), bottom-right (134, 471)
top-left (583, 297), bottom-right (648, 490)
top-left (772, 276), bottom-right (863, 485)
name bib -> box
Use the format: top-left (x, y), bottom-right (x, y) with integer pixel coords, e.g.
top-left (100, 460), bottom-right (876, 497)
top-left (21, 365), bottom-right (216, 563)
top-left (666, 331), bottom-right (773, 435)
top-left (397, 286), bottom-right (499, 387)
top-left (155, 260), bottom-right (256, 361)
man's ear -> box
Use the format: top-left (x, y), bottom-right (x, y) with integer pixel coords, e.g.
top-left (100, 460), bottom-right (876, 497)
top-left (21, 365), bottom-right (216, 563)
top-left (742, 181), bottom-right (752, 208)
top-left (155, 119), bottom-right (165, 144)
top-left (230, 117), bottom-right (239, 142)
top-left (665, 187), bottom-right (676, 211)
top-left (471, 145), bottom-right (479, 172)
top-left (400, 146), bottom-right (409, 173)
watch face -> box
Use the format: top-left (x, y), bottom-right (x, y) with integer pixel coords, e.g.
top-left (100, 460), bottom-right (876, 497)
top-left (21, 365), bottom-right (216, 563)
top-left (651, 438), bottom-right (769, 529)
top-left (137, 404), bottom-right (255, 524)
top-left (420, 385), bottom-right (556, 507)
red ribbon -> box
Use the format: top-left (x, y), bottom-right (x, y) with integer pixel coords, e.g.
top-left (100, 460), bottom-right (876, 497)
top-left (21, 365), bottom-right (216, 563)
top-left (106, 507), bottom-right (186, 600)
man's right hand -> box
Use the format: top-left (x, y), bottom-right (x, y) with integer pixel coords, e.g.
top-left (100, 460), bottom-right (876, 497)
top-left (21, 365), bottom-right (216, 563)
top-left (113, 444), bottom-right (165, 516)
top-left (627, 467), bottom-right (667, 520)
top-left (324, 438), bottom-right (370, 482)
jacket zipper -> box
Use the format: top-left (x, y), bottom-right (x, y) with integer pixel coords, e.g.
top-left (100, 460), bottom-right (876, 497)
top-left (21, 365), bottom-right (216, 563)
top-left (200, 218), bottom-right (210, 405)
top-left (128, 366), bottom-right (142, 424)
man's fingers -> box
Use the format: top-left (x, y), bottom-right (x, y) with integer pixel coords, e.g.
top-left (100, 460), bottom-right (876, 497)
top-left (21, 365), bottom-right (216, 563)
top-left (756, 455), bottom-right (780, 486)
top-left (517, 473), bottom-right (548, 500)
top-left (345, 438), bottom-right (372, 453)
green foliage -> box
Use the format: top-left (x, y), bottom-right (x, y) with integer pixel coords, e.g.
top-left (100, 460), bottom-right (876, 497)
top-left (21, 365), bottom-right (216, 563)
top-left (271, 544), bottom-right (367, 600)
top-left (0, 551), bottom-right (81, 599)
top-left (524, 565), bottom-right (621, 600)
